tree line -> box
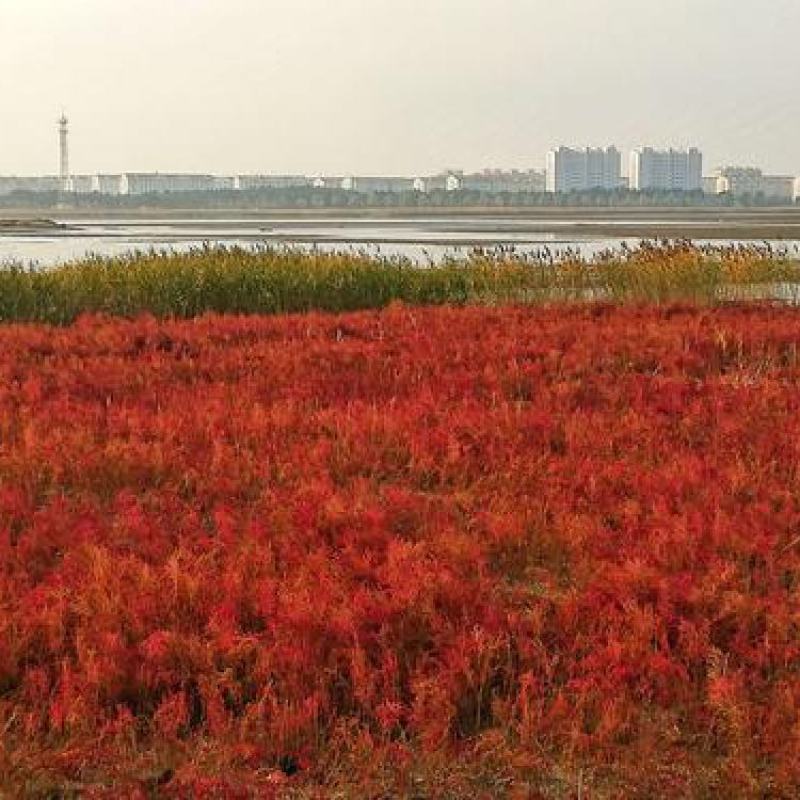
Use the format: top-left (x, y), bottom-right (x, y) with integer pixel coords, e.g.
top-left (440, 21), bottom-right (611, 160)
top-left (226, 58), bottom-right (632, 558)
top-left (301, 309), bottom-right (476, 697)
top-left (0, 187), bottom-right (796, 209)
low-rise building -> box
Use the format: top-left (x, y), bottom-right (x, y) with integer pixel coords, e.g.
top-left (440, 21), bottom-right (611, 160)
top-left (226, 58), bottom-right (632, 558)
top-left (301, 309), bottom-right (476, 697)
top-left (349, 176), bottom-right (418, 193)
top-left (457, 169), bottom-right (545, 193)
top-left (0, 176), bottom-right (62, 194)
top-left (418, 173), bottom-right (462, 192)
top-left (212, 176), bottom-right (237, 191)
top-left (759, 175), bottom-right (795, 202)
top-left (92, 174), bottom-right (123, 195)
top-left (236, 175), bottom-right (309, 190)
top-left (716, 167), bottom-right (762, 196)
top-left (794, 177), bottom-right (800, 203)
top-left (68, 175), bottom-right (94, 194)
top-left (120, 173), bottom-right (217, 195)
top-left (319, 176), bottom-right (422, 193)
top-left (311, 176), bottom-right (347, 190)
top-left (716, 167), bottom-right (794, 201)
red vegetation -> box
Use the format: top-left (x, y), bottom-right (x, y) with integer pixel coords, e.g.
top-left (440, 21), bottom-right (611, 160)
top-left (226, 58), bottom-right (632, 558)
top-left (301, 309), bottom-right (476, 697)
top-left (1, 303), bottom-right (800, 797)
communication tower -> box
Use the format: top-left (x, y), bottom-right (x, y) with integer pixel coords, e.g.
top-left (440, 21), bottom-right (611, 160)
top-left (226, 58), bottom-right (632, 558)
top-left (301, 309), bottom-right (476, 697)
top-left (58, 113), bottom-right (70, 191)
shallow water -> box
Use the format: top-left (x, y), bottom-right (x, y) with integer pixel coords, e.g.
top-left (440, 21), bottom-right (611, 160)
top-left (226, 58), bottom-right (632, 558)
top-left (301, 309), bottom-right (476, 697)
top-left (2, 216), bottom-right (800, 267)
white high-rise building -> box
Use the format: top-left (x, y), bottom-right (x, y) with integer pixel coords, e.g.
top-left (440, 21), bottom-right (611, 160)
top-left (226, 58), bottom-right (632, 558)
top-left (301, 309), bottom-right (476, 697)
top-left (629, 148), bottom-right (703, 191)
top-left (545, 147), bottom-right (622, 193)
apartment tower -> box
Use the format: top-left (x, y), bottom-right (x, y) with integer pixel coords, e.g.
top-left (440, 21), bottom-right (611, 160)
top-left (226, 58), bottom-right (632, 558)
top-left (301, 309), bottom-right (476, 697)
top-left (629, 147), bottom-right (703, 191)
top-left (545, 147), bottom-right (622, 192)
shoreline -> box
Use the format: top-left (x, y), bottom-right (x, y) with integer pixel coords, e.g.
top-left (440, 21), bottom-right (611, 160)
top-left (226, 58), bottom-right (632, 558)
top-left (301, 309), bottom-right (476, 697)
top-left (3, 204), bottom-right (800, 220)
top-left (3, 208), bottom-right (800, 247)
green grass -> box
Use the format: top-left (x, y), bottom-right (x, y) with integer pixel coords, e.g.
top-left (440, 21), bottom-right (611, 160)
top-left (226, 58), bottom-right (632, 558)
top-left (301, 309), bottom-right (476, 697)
top-left (1, 243), bottom-right (799, 325)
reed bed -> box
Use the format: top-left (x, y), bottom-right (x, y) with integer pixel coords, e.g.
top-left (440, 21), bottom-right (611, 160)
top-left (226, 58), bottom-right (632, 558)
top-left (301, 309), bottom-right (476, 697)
top-left (1, 241), bottom-right (799, 324)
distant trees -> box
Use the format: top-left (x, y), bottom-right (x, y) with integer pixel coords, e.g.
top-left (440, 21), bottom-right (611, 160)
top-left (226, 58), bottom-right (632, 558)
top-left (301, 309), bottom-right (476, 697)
top-left (0, 186), bottom-right (795, 210)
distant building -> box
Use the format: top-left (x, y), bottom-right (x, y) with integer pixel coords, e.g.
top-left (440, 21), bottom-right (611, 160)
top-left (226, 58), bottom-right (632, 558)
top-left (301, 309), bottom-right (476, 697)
top-left (212, 176), bottom-right (237, 191)
top-left (761, 175), bottom-right (795, 201)
top-left (236, 175), bottom-right (309, 190)
top-left (702, 176), bottom-right (718, 195)
top-left (92, 174), bottom-right (123, 195)
top-left (716, 167), bottom-right (794, 201)
top-left (545, 147), bottom-right (622, 192)
top-left (314, 175), bottom-right (429, 193)
top-left (629, 148), bottom-right (702, 191)
top-left (417, 176), bottom-right (441, 192)
top-left (68, 175), bottom-right (94, 194)
top-left (120, 173), bottom-right (217, 195)
top-left (311, 176), bottom-right (348, 190)
top-left (794, 177), bottom-right (800, 203)
top-left (715, 167), bottom-right (762, 196)
top-left (0, 176), bottom-right (62, 194)
top-left (350, 176), bottom-right (418, 193)
top-left (418, 173), bottom-right (463, 192)
top-left (457, 169), bottom-right (545, 193)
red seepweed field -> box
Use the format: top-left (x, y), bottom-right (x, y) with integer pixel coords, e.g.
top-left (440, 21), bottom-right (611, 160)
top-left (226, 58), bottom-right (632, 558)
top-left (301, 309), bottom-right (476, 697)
top-left (1, 302), bottom-right (800, 797)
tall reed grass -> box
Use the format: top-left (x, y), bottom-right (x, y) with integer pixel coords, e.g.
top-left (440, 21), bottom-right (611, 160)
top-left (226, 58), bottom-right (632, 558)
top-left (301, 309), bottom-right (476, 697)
top-left (0, 242), bottom-right (798, 324)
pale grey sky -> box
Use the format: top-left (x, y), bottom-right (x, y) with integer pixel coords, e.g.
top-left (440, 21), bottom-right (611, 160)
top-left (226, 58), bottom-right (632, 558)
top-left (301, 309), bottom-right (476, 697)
top-left (1, 0), bottom-right (798, 177)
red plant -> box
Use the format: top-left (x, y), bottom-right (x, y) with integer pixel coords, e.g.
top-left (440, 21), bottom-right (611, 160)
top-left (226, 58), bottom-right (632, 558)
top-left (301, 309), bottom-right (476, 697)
top-left (1, 303), bottom-right (800, 796)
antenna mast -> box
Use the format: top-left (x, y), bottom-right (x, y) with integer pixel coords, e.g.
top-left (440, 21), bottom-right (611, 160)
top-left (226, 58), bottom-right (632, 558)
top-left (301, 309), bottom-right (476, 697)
top-left (58, 113), bottom-right (70, 191)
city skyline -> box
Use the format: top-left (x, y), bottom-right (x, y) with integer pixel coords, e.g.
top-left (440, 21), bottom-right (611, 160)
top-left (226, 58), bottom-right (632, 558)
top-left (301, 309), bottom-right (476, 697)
top-left (3, 143), bottom-right (797, 201)
top-left (1, 119), bottom-right (794, 190)
top-left (1, 111), bottom-right (796, 183)
top-left (1, 0), bottom-right (798, 177)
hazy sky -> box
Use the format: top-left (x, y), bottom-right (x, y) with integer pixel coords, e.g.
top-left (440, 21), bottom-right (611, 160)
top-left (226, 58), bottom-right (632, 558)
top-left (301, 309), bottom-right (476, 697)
top-left (1, 0), bottom-right (798, 177)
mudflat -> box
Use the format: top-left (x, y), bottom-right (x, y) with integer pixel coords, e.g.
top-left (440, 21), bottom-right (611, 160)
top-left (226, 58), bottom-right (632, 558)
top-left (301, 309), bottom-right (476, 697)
top-left (0, 218), bottom-right (70, 233)
top-left (3, 207), bottom-right (800, 241)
